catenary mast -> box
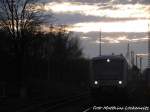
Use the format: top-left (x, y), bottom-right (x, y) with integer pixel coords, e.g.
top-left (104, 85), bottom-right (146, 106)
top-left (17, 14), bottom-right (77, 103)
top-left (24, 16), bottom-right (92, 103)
top-left (99, 30), bottom-right (102, 56)
top-left (148, 24), bottom-right (150, 68)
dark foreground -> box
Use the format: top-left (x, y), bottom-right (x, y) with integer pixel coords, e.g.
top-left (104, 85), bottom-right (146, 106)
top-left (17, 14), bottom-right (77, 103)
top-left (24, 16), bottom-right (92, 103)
top-left (1, 80), bottom-right (150, 112)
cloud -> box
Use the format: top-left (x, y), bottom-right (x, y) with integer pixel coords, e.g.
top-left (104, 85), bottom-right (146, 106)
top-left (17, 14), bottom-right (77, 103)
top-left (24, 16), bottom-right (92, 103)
top-left (42, 0), bottom-right (112, 4)
top-left (42, 0), bottom-right (150, 5)
top-left (78, 32), bottom-right (149, 43)
top-left (69, 19), bottom-right (149, 33)
top-left (51, 13), bottom-right (101, 24)
top-left (102, 37), bottom-right (121, 43)
top-left (49, 11), bottom-right (148, 26)
top-left (39, 1), bottom-right (150, 30)
top-left (93, 36), bottom-right (149, 44)
top-left (80, 36), bottom-right (90, 40)
top-left (111, 0), bottom-right (150, 4)
top-left (43, 1), bottom-right (150, 20)
top-left (136, 53), bottom-right (148, 57)
top-left (39, 0), bottom-right (150, 68)
top-left (44, 2), bottom-right (100, 16)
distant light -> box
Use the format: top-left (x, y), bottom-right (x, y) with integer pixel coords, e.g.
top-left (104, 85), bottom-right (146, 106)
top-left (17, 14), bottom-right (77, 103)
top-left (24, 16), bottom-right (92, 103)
top-left (118, 81), bottom-right (122, 85)
top-left (107, 59), bottom-right (110, 63)
top-left (94, 81), bottom-right (98, 85)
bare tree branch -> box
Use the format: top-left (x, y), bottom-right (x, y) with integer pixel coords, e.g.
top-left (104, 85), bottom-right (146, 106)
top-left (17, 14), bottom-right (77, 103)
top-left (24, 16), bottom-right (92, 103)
top-left (0, 0), bottom-right (46, 39)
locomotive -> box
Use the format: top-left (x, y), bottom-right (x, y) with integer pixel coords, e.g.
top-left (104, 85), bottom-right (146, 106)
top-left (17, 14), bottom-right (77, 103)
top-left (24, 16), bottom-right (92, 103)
top-left (90, 54), bottom-right (130, 99)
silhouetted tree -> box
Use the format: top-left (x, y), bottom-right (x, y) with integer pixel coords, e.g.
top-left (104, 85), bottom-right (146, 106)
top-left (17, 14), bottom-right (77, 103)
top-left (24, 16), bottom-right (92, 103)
top-left (51, 33), bottom-right (82, 59)
top-left (0, 0), bottom-right (45, 37)
top-left (0, 0), bottom-right (52, 95)
top-left (0, 30), bottom-right (10, 53)
top-left (24, 25), bottom-right (82, 61)
top-left (0, 1), bottom-right (87, 99)
top-left (131, 65), bottom-right (140, 81)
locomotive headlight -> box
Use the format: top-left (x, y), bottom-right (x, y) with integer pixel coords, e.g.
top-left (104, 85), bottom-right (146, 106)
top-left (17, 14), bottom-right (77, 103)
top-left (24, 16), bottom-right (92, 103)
top-left (94, 81), bottom-right (98, 85)
top-left (107, 59), bottom-right (110, 63)
top-left (118, 81), bottom-right (122, 85)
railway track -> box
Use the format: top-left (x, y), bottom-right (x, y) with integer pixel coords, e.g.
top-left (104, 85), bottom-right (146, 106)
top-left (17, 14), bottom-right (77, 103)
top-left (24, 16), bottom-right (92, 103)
top-left (16, 92), bottom-right (90, 112)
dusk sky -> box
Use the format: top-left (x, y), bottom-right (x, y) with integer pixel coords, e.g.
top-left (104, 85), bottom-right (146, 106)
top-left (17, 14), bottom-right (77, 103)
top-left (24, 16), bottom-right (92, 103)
top-left (41, 0), bottom-right (150, 69)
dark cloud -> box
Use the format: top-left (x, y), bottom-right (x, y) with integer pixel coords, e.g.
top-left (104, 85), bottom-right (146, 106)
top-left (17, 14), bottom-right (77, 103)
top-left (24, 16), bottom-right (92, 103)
top-left (42, 0), bottom-right (149, 25)
top-left (50, 12), bottom-right (146, 24)
top-left (69, 0), bottom-right (112, 4)
top-left (77, 32), bottom-right (147, 40)
top-left (40, 0), bottom-right (112, 4)
top-left (98, 5), bottom-right (119, 10)
top-left (112, 0), bottom-right (150, 4)
top-left (41, 0), bottom-right (150, 4)
top-left (52, 13), bottom-right (100, 24)
top-left (142, 0), bottom-right (150, 4)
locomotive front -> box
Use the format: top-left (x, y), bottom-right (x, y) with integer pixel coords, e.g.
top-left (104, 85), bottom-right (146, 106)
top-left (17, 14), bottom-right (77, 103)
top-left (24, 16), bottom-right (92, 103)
top-left (90, 55), bottom-right (128, 89)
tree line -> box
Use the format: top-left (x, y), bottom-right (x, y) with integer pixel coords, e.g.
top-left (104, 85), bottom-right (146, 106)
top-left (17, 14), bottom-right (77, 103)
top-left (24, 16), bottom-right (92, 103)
top-left (0, 0), bottom-right (90, 98)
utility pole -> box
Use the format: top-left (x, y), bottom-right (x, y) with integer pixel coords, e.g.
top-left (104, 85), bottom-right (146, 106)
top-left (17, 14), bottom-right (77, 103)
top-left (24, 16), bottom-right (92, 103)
top-left (47, 24), bottom-right (54, 80)
top-left (99, 29), bottom-right (102, 56)
top-left (136, 54), bottom-right (138, 67)
top-left (131, 51), bottom-right (135, 66)
top-left (126, 43), bottom-right (130, 64)
top-left (49, 24), bottom-right (54, 33)
top-left (148, 24), bottom-right (150, 68)
top-left (139, 56), bottom-right (143, 71)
